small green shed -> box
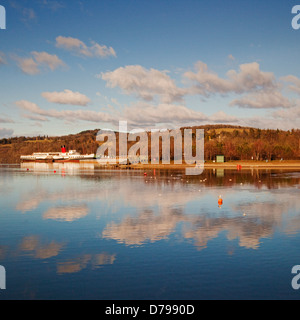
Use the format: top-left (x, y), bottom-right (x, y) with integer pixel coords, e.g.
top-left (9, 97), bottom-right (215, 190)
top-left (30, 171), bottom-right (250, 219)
top-left (216, 155), bottom-right (225, 163)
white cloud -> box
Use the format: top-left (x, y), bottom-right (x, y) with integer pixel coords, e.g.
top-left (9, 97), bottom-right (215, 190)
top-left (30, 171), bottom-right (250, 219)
top-left (17, 57), bottom-right (40, 75)
top-left (208, 111), bottom-right (238, 123)
top-left (16, 100), bottom-right (42, 114)
top-left (122, 102), bottom-right (207, 127)
top-left (15, 100), bottom-right (116, 124)
top-left (272, 103), bottom-right (300, 120)
top-left (31, 51), bottom-right (65, 71)
top-left (56, 36), bottom-right (91, 56)
top-left (281, 75), bottom-right (300, 95)
top-left (22, 114), bottom-right (49, 122)
top-left (230, 90), bottom-right (293, 109)
top-left (41, 89), bottom-right (91, 106)
top-left (91, 42), bottom-right (116, 58)
top-left (184, 61), bottom-right (277, 96)
top-left (13, 58), bottom-right (300, 131)
top-left (100, 61), bottom-right (296, 115)
top-left (16, 51), bottom-right (65, 75)
top-left (240, 115), bottom-right (300, 130)
top-left (55, 36), bottom-right (116, 58)
top-left (101, 65), bottom-right (186, 103)
top-left (15, 99), bottom-right (208, 128)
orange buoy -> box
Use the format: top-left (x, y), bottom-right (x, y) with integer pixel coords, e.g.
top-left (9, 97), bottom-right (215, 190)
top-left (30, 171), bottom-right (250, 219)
top-left (218, 195), bottom-right (223, 206)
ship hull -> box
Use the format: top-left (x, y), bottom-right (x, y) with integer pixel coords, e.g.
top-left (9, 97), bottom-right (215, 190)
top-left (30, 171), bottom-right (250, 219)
top-left (21, 159), bottom-right (84, 163)
top-left (20, 150), bottom-right (95, 163)
top-left (53, 159), bottom-right (80, 163)
top-left (21, 159), bottom-right (54, 163)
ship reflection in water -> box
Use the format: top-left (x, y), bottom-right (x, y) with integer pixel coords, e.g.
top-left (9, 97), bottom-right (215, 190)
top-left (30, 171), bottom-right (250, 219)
top-left (1, 164), bottom-right (300, 299)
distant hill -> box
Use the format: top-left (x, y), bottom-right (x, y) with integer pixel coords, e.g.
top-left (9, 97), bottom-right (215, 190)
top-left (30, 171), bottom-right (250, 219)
top-left (0, 129), bottom-right (99, 164)
top-left (0, 125), bottom-right (299, 163)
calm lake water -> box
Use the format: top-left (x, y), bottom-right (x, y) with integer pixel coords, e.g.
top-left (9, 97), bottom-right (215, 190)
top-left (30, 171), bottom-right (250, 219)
top-left (0, 163), bottom-right (300, 300)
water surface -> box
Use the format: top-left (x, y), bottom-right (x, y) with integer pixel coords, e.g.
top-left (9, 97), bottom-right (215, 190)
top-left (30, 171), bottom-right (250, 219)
top-left (0, 163), bottom-right (300, 300)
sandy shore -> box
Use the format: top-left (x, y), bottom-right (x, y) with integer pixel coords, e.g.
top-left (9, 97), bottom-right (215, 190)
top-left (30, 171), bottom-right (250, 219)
top-left (82, 160), bottom-right (300, 170)
top-left (203, 160), bottom-right (300, 169)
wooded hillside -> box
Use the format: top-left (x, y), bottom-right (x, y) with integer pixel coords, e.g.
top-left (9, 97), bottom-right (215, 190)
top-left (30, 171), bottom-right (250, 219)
top-left (0, 125), bottom-right (299, 163)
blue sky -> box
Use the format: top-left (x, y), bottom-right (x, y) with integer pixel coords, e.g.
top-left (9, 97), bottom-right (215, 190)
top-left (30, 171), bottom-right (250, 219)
top-left (0, 0), bottom-right (300, 137)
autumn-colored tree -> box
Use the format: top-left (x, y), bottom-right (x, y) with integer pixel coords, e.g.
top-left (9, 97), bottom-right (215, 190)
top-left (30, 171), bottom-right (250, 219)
top-left (0, 126), bottom-right (300, 163)
top-left (205, 140), bottom-right (218, 161)
top-left (252, 139), bottom-right (264, 161)
top-left (264, 141), bottom-right (275, 161)
top-left (223, 140), bottom-right (236, 161)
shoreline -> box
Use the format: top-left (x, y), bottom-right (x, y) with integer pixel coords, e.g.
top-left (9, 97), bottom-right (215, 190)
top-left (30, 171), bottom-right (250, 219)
top-left (79, 160), bottom-right (300, 170)
top-left (4, 159), bottom-right (300, 171)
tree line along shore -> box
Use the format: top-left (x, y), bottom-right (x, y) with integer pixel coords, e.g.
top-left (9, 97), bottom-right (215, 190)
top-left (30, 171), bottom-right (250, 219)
top-left (0, 125), bottom-right (299, 164)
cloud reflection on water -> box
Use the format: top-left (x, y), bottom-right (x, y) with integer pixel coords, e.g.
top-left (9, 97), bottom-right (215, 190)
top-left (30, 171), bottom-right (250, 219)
top-left (43, 204), bottom-right (89, 222)
top-left (15, 163), bottom-right (300, 254)
top-left (19, 235), bottom-right (65, 259)
top-left (57, 253), bottom-right (116, 274)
